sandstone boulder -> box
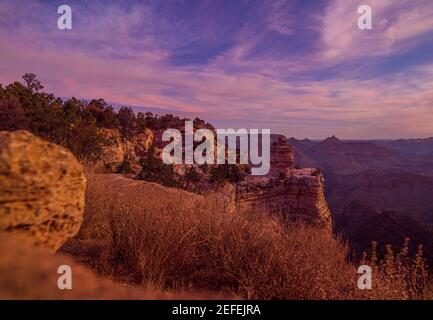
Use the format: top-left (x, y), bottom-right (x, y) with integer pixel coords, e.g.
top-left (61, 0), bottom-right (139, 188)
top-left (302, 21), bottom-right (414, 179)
top-left (0, 130), bottom-right (86, 251)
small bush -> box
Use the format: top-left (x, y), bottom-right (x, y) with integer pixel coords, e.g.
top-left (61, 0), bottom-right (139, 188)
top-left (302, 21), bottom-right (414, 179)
top-left (209, 164), bottom-right (246, 184)
top-left (137, 145), bottom-right (179, 187)
top-left (116, 154), bottom-right (135, 174)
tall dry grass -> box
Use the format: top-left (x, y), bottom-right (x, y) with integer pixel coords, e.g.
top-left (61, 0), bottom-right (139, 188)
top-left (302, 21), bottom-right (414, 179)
top-left (62, 174), bottom-right (433, 300)
top-left (357, 239), bottom-right (432, 299)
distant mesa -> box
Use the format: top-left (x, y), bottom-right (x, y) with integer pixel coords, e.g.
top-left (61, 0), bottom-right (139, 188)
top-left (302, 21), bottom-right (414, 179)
top-left (321, 135), bottom-right (341, 145)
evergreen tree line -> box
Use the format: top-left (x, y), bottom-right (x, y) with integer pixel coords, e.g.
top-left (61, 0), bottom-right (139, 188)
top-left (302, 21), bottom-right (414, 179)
top-left (0, 73), bottom-right (210, 161)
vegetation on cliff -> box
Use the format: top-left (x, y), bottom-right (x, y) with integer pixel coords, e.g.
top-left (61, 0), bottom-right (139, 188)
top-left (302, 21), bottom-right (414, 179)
top-left (0, 73), bottom-right (211, 161)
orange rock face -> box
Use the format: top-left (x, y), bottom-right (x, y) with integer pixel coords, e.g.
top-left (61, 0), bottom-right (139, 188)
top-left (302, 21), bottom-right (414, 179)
top-left (94, 128), bottom-right (154, 173)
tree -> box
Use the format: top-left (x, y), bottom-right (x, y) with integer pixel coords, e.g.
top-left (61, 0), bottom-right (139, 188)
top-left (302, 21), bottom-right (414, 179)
top-left (136, 112), bottom-right (149, 132)
top-left (86, 99), bottom-right (119, 129)
top-left (118, 106), bottom-right (136, 138)
top-left (65, 117), bottom-right (103, 161)
top-left (0, 95), bottom-right (28, 131)
top-left (144, 112), bottom-right (158, 129)
top-left (22, 73), bottom-right (44, 92)
top-left (137, 144), bottom-right (178, 187)
top-left (4, 76), bottom-right (63, 141)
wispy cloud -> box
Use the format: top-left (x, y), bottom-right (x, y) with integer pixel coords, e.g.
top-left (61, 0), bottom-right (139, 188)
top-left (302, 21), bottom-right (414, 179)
top-left (319, 0), bottom-right (433, 63)
top-left (0, 0), bottom-right (432, 139)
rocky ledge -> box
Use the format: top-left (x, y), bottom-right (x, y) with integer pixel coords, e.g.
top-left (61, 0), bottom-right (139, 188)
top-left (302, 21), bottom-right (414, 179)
top-left (235, 168), bottom-right (332, 229)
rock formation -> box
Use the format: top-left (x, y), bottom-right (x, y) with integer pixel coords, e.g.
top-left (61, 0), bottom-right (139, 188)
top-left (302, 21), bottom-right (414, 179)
top-left (0, 130), bottom-right (86, 251)
top-left (94, 128), bottom-right (153, 173)
top-left (230, 134), bottom-right (331, 228)
top-left (235, 168), bottom-right (332, 229)
top-left (270, 134), bottom-right (294, 173)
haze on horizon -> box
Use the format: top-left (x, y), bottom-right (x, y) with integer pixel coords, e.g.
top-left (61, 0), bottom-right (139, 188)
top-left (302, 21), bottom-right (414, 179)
top-left (0, 0), bottom-right (433, 140)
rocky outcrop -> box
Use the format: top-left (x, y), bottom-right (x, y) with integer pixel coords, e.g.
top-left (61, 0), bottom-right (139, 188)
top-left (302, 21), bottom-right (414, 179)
top-left (235, 168), bottom-right (332, 229)
top-left (95, 128), bottom-right (153, 173)
top-left (270, 134), bottom-right (294, 173)
top-left (94, 127), bottom-right (328, 228)
top-left (0, 130), bottom-right (86, 251)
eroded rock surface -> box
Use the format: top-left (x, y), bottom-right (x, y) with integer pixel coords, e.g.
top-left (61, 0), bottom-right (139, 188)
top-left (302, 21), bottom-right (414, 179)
top-left (270, 134), bottom-right (294, 173)
top-left (236, 168), bottom-right (332, 229)
top-left (95, 128), bottom-right (153, 173)
top-left (0, 130), bottom-right (86, 251)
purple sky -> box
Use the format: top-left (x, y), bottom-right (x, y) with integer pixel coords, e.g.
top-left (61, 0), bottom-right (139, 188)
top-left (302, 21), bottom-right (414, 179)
top-left (1, 0), bottom-right (433, 139)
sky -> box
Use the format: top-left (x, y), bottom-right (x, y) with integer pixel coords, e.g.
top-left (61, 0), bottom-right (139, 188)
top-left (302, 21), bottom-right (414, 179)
top-left (0, 0), bottom-right (433, 139)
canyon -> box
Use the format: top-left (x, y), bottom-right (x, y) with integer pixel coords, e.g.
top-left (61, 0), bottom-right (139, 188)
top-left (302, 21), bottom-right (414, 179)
top-left (69, 123), bottom-right (433, 255)
top-left (3, 125), bottom-right (433, 285)
top-left (289, 135), bottom-right (433, 263)
top-left (89, 126), bottom-right (433, 244)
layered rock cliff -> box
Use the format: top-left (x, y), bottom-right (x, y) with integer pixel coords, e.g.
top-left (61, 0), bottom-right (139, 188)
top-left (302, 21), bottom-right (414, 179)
top-left (235, 169), bottom-right (332, 229)
top-left (238, 134), bottom-right (331, 229)
top-left (270, 134), bottom-right (294, 173)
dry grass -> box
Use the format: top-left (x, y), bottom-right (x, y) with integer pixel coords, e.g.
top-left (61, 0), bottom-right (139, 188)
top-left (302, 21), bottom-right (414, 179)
top-left (62, 174), bottom-right (433, 299)
top-left (0, 234), bottom-right (232, 300)
top-left (357, 240), bottom-right (433, 299)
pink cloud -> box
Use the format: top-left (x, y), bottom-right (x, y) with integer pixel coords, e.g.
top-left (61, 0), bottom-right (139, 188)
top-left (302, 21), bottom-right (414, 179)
top-left (0, 0), bottom-right (432, 139)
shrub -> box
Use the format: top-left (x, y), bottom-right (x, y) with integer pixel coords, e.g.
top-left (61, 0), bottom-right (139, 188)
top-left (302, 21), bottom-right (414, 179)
top-left (183, 166), bottom-right (201, 189)
top-left (64, 117), bottom-right (104, 161)
top-left (137, 145), bottom-right (179, 187)
top-left (209, 164), bottom-right (246, 184)
top-left (277, 170), bottom-right (288, 181)
top-left (116, 154), bottom-right (135, 174)
top-left (357, 239), bottom-right (430, 299)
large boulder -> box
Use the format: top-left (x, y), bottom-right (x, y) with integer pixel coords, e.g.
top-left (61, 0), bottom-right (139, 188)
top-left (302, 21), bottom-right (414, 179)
top-left (0, 130), bottom-right (86, 251)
